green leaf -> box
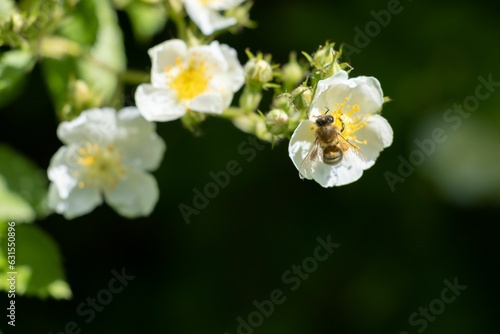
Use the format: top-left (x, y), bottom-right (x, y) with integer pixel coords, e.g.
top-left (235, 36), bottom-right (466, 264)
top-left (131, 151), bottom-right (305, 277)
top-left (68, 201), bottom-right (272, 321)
top-left (0, 144), bottom-right (49, 222)
top-left (0, 50), bottom-right (35, 108)
top-left (41, 56), bottom-right (77, 115)
top-left (42, 0), bottom-right (126, 118)
top-left (0, 176), bottom-right (35, 223)
top-left (78, 0), bottom-right (126, 104)
top-left (125, 0), bottom-right (167, 43)
top-left (0, 223), bottom-right (72, 299)
top-left (58, 0), bottom-right (99, 46)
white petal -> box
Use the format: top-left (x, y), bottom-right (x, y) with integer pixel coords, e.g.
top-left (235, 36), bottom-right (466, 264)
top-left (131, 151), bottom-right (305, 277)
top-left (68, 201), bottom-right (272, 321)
top-left (47, 146), bottom-right (79, 198)
top-left (116, 107), bottom-right (166, 170)
top-left (205, 0), bottom-right (245, 10)
top-left (189, 93), bottom-right (225, 114)
top-left (192, 42), bottom-right (227, 71)
top-left (135, 84), bottom-right (186, 121)
top-left (184, 0), bottom-right (237, 35)
top-left (310, 70), bottom-right (384, 119)
top-left (355, 114), bottom-right (393, 164)
top-left (217, 42), bottom-right (245, 91)
top-left (315, 70), bottom-right (349, 101)
top-left (289, 120), bottom-right (317, 179)
top-left (57, 108), bottom-right (117, 145)
top-left (104, 169), bottom-right (159, 218)
top-left (315, 162), bottom-right (363, 187)
top-left (348, 75), bottom-right (384, 114)
top-left (149, 39), bottom-right (188, 87)
top-left (309, 71), bottom-right (349, 118)
top-left (48, 182), bottom-right (102, 219)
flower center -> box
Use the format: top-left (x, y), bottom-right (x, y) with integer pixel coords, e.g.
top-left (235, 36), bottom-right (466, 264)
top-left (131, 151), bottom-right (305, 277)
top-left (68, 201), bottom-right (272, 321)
top-left (75, 142), bottom-right (125, 190)
top-left (330, 97), bottom-right (368, 149)
top-left (166, 56), bottom-right (211, 102)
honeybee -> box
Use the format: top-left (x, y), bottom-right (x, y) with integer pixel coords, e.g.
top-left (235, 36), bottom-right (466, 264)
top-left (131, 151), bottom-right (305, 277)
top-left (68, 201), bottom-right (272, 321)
top-left (299, 110), bottom-right (365, 179)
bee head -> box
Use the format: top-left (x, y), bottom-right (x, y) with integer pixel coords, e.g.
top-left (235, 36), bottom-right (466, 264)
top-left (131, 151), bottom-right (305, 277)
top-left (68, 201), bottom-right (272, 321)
top-left (315, 114), bottom-right (334, 126)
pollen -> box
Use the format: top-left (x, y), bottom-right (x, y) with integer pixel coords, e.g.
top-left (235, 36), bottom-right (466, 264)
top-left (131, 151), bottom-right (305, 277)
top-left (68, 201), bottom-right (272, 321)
top-left (76, 142), bottom-right (125, 191)
top-left (328, 97), bottom-right (368, 147)
top-left (167, 56), bottom-right (212, 102)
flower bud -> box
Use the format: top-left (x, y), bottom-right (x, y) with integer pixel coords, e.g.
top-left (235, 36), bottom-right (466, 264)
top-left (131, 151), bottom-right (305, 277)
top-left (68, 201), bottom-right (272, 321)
top-left (61, 79), bottom-right (102, 120)
top-left (313, 45), bottom-right (335, 68)
top-left (265, 109), bottom-right (289, 135)
top-left (291, 86), bottom-right (312, 112)
top-left (245, 58), bottom-right (273, 84)
top-left (233, 112), bottom-right (260, 134)
top-left (280, 52), bottom-right (305, 90)
top-left (272, 94), bottom-right (291, 112)
top-left (226, 1), bottom-right (256, 31)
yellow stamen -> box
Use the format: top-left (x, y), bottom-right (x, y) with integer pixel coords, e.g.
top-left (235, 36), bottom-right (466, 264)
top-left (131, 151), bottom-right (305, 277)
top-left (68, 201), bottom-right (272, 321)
top-left (166, 56), bottom-right (212, 102)
top-left (76, 143), bottom-right (125, 191)
top-left (326, 97), bottom-right (368, 147)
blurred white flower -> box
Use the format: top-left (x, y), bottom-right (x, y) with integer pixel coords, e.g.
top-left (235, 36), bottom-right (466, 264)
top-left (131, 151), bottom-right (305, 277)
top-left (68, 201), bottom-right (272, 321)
top-left (289, 70), bottom-right (393, 187)
top-left (183, 0), bottom-right (245, 35)
top-left (135, 39), bottom-right (244, 122)
top-left (48, 107), bottom-right (166, 219)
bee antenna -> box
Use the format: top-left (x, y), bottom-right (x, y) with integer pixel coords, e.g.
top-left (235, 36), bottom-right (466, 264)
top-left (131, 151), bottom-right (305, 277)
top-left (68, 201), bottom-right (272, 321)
top-left (324, 107), bottom-right (329, 115)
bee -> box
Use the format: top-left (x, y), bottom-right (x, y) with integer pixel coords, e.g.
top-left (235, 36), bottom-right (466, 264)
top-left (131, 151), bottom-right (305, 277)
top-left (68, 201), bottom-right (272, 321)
top-left (299, 109), bottom-right (365, 179)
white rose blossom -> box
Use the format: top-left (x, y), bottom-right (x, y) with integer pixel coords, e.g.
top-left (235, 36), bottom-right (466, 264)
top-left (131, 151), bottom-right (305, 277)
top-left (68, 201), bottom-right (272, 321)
top-left (183, 0), bottom-right (245, 36)
top-left (289, 70), bottom-right (393, 187)
top-left (48, 107), bottom-right (166, 219)
top-left (135, 39), bottom-right (244, 122)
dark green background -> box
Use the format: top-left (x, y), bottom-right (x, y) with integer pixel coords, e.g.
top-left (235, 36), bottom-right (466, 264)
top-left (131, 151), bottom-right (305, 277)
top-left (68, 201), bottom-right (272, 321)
top-left (1, 0), bottom-right (500, 333)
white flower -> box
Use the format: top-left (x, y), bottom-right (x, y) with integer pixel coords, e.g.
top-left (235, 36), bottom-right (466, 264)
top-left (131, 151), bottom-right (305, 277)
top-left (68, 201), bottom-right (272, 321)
top-left (183, 0), bottom-right (245, 35)
top-left (289, 70), bottom-right (393, 187)
top-left (135, 39), bottom-right (244, 122)
top-left (47, 107), bottom-right (166, 219)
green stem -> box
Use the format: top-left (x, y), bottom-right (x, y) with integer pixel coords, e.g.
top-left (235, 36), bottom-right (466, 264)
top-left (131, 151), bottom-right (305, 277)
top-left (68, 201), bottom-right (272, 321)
top-left (119, 70), bottom-right (150, 85)
top-left (167, 6), bottom-right (187, 41)
top-left (218, 107), bottom-right (245, 120)
top-left (84, 53), bottom-right (149, 85)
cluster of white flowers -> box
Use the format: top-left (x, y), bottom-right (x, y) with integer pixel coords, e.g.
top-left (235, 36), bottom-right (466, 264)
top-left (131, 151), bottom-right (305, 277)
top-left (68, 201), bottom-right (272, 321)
top-left (47, 0), bottom-right (393, 220)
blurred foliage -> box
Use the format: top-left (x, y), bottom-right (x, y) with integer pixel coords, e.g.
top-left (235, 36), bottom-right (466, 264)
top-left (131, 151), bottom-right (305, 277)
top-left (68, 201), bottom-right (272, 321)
top-left (0, 222), bottom-right (72, 300)
top-left (0, 144), bottom-right (48, 222)
top-left (0, 143), bottom-right (71, 301)
top-left (0, 50), bottom-right (35, 108)
top-left (41, 0), bottom-right (126, 119)
top-left (121, 0), bottom-right (168, 43)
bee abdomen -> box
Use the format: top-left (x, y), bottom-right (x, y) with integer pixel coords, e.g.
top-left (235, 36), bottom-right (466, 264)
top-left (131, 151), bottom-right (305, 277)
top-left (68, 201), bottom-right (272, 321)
top-left (323, 145), bottom-right (343, 165)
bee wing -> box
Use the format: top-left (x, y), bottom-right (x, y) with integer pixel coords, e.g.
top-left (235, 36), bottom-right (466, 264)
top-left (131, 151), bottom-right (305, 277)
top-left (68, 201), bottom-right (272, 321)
top-left (338, 135), bottom-right (368, 166)
top-left (299, 139), bottom-right (323, 179)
